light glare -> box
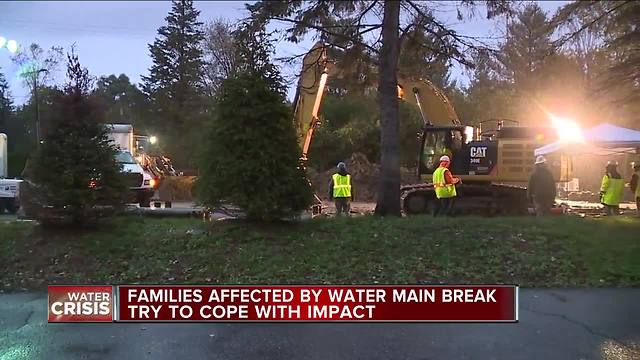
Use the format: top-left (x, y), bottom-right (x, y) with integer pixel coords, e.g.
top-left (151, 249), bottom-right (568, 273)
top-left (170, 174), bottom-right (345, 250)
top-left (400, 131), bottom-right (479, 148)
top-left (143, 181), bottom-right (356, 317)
top-left (6, 40), bottom-right (18, 54)
top-left (549, 114), bottom-right (584, 143)
top-left (464, 126), bottom-right (475, 143)
top-left (0, 37), bottom-right (6, 48)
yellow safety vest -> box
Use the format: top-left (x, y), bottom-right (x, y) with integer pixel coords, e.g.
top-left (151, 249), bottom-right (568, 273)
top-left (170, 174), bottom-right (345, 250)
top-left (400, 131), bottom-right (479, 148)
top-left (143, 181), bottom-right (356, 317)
top-left (332, 173), bottom-right (352, 198)
top-left (600, 175), bottom-right (624, 206)
top-left (433, 166), bottom-right (457, 199)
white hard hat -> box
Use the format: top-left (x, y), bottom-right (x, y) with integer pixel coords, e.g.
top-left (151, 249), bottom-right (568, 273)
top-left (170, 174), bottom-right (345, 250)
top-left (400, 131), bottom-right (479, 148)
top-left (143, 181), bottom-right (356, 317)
top-left (439, 155), bottom-right (450, 162)
top-left (535, 155), bottom-right (547, 164)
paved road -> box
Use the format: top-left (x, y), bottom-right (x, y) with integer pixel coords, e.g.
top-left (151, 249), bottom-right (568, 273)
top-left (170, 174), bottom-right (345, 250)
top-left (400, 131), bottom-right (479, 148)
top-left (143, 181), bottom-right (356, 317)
top-left (1, 289), bottom-right (638, 359)
top-left (0, 214), bottom-right (17, 222)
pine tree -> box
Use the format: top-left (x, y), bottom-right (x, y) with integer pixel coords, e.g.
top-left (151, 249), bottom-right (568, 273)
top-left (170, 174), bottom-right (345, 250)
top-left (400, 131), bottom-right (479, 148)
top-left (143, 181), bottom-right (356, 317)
top-left (93, 74), bottom-right (149, 128)
top-left (0, 71), bottom-right (13, 133)
top-left (196, 24), bottom-right (313, 221)
top-left (142, 0), bottom-right (205, 167)
top-left (499, 4), bottom-right (554, 90)
top-left (27, 51), bottom-right (127, 225)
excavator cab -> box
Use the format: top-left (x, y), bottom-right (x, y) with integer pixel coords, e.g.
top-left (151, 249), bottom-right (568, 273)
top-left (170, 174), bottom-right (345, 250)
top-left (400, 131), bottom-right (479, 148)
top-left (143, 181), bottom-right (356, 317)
top-left (417, 122), bottom-right (567, 184)
top-left (419, 126), bottom-right (471, 176)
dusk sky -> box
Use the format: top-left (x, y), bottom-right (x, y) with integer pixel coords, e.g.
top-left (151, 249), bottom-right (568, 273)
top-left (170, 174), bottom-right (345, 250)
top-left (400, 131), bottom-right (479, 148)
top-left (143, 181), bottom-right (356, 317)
top-left (0, 1), bottom-right (568, 104)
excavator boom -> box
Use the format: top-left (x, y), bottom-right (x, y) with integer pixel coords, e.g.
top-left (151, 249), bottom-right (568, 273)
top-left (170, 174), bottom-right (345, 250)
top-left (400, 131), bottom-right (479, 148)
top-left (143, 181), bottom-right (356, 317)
top-left (292, 43), bottom-right (328, 161)
top-left (396, 78), bottom-right (461, 126)
top-left (292, 42), bottom-right (462, 162)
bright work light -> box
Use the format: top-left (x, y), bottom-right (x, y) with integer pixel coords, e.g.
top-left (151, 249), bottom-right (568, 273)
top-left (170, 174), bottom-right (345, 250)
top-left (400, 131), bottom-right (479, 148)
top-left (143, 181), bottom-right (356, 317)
top-left (549, 113), bottom-right (584, 143)
top-left (6, 40), bottom-right (18, 54)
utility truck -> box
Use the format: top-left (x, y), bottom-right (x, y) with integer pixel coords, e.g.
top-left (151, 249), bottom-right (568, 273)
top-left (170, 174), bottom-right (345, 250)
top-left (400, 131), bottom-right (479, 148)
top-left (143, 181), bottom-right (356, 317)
top-left (0, 133), bottom-right (22, 214)
top-left (106, 124), bottom-right (157, 207)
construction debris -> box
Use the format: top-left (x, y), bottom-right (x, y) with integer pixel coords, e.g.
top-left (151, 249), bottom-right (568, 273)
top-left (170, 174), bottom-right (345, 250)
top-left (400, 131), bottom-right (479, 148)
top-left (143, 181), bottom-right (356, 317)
top-left (558, 200), bottom-right (637, 217)
top-left (564, 191), bottom-right (599, 202)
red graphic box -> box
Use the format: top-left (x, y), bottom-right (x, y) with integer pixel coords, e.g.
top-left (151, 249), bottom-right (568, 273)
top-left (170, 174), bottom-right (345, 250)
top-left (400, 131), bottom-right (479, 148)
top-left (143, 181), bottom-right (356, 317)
top-left (48, 285), bottom-right (114, 322)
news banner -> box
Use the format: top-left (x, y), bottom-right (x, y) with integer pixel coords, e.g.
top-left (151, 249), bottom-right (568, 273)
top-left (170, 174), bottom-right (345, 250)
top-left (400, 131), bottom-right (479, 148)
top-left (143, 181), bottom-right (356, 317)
top-left (48, 285), bottom-right (518, 322)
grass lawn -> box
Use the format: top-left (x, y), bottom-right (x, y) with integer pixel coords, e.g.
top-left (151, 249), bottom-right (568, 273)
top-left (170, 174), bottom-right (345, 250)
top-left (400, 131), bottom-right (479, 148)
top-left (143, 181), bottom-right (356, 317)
top-left (1, 215), bottom-right (639, 290)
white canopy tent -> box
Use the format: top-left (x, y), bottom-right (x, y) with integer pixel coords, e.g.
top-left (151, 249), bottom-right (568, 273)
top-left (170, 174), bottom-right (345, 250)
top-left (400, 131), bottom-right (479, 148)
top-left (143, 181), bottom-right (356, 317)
top-left (535, 123), bottom-right (640, 156)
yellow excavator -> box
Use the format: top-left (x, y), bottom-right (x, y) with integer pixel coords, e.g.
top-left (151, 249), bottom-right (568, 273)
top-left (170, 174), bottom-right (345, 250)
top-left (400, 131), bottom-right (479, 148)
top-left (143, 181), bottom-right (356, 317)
top-left (293, 43), bottom-right (572, 215)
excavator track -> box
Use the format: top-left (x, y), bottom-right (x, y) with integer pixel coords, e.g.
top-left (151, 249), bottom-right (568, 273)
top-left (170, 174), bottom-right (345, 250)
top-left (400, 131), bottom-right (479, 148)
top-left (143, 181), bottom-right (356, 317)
top-left (401, 182), bottom-right (530, 216)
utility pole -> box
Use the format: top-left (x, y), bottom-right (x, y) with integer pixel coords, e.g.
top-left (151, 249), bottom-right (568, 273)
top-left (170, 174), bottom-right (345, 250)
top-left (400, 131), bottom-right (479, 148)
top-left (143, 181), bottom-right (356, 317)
top-left (32, 68), bottom-right (47, 146)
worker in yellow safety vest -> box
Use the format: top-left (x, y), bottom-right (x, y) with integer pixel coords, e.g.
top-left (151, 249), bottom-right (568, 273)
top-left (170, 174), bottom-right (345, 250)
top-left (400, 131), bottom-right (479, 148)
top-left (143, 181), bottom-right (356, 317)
top-left (329, 162), bottom-right (353, 216)
top-left (600, 161), bottom-right (625, 216)
top-left (629, 162), bottom-right (640, 217)
top-left (432, 155), bottom-right (460, 217)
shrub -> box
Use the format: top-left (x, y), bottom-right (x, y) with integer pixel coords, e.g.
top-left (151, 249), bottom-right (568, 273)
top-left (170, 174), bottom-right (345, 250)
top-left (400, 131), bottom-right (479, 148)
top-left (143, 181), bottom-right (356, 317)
top-left (196, 72), bottom-right (313, 220)
top-left (25, 51), bottom-right (127, 225)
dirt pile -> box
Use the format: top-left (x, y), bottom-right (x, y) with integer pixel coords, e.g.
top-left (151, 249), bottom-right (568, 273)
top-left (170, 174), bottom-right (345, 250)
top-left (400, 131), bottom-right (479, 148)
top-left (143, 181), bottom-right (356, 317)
top-left (308, 153), bottom-right (418, 202)
top-left (564, 191), bottom-right (599, 202)
top-left (156, 176), bottom-right (196, 201)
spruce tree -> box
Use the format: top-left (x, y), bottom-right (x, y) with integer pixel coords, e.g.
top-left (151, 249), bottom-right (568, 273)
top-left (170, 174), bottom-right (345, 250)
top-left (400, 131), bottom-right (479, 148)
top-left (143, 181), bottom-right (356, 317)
top-left (27, 51), bottom-right (127, 225)
top-left (196, 24), bottom-right (313, 221)
top-left (142, 0), bottom-right (205, 167)
top-left (0, 71), bottom-right (13, 133)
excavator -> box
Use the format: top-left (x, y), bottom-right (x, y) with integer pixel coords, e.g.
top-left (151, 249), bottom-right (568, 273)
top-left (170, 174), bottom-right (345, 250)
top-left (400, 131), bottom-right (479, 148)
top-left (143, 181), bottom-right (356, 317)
top-left (293, 43), bottom-right (572, 215)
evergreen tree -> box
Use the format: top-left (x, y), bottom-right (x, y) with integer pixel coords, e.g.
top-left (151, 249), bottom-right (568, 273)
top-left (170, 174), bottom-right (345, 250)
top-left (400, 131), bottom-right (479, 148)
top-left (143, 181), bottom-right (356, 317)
top-left (142, 0), bottom-right (205, 167)
top-left (93, 74), bottom-right (149, 129)
top-left (196, 24), bottom-right (313, 221)
top-left (27, 51), bottom-right (127, 225)
top-left (539, 1), bottom-right (640, 127)
top-left (464, 5), bottom-right (564, 125)
top-left (0, 71), bottom-right (13, 133)
top-left (599, 1), bottom-right (639, 104)
top-left (499, 4), bottom-right (554, 91)
top-left (398, 14), bottom-right (457, 91)
top-left (0, 70), bottom-right (28, 177)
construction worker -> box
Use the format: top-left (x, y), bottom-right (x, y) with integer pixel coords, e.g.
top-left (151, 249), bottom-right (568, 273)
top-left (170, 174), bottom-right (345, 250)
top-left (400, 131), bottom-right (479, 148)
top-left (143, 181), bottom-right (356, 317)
top-left (600, 161), bottom-right (624, 216)
top-left (630, 162), bottom-right (640, 217)
top-left (527, 156), bottom-right (556, 216)
top-left (329, 162), bottom-right (353, 216)
top-left (432, 155), bottom-right (460, 217)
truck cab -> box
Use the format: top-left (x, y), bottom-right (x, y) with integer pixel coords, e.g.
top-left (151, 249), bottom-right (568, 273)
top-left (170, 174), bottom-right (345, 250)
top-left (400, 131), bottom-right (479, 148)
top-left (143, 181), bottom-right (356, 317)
top-left (106, 124), bottom-right (157, 207)
top-left (115, 150), bottom-right (156, 207)
top-left (0, 133), bottom-right (22, 214)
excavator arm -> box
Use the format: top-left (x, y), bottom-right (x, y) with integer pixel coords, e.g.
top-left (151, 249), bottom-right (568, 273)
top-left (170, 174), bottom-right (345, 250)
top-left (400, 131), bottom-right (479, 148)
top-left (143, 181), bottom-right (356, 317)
top-left (292, 42), bottom-right (462, 162)
top-left (396, 77), bottom-right (461, 127)
top-left (292, 43), bottom-right (329, 162)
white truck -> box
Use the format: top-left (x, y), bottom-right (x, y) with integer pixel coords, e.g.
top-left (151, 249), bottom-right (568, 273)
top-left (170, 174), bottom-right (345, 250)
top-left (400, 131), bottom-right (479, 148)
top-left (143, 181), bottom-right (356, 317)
top-left (106, 124), bottom-right (156, 207)
top-left (0, 133), bottom-right (22, 214)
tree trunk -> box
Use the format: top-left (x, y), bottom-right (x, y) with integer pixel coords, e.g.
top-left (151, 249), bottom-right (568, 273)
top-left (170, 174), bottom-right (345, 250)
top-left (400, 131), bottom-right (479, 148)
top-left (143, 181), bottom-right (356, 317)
top-left (375, 0), bottom-right (401, 216)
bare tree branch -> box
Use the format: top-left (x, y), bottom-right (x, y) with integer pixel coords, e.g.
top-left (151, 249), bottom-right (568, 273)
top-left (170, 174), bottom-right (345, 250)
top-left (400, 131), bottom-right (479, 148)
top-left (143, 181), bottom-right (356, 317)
top-left (270, 16), bottom-right (381, 54)
top-left (398, 22), bottom-right (415, 47)
top-left (351, 0), bottom-right (379, 28)
top-left (550, 0), bottom-right (631, 49)
top-left (404, 0), bottom-right (499, 67)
